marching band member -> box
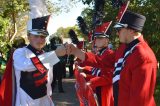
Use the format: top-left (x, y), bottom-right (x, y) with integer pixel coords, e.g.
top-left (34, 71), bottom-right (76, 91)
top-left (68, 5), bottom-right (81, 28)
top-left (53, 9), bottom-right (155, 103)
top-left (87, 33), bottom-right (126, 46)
top-left (13, 15), bottom-right (67, 106)
top-left (79, 21), bottom-right (114, 106)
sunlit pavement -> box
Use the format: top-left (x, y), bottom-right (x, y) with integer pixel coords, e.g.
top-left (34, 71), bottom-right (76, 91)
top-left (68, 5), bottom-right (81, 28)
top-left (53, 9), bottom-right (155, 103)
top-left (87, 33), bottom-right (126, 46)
top-left (52, 76), bottom-right (79, 106)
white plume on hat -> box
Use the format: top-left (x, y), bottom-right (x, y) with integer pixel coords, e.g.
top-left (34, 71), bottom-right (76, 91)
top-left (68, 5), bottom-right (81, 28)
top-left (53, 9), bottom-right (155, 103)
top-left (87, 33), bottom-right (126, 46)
top-left (27, 0), bottom-right (54, 36)
top-left (28, 0), bottom-right (49, 19)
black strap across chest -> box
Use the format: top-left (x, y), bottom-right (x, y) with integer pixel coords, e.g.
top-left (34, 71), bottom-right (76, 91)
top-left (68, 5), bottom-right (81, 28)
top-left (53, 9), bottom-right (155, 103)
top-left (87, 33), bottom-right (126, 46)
top-left (113, 39), bottom-right (140, 106)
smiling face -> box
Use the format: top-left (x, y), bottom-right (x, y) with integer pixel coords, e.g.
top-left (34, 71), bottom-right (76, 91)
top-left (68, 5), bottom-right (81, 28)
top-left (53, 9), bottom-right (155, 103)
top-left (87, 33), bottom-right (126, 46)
top-left (95, 37), bottom-right (109, 50)
top-left (28, 34), bottom-right (46, 50)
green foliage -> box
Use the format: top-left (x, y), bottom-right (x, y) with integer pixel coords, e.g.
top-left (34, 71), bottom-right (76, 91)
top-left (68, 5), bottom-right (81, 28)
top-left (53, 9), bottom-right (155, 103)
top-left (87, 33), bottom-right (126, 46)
top-left (0, 16), bottom-right (11, 58)
top-left (53, 25), bottom-right (84, 38)
top-left (49, 0), bottom-right (80, 14)
top-left (2, 0), bottom-right (29, 17)
top-left (81, 0), bottom-right (93, 5)
top-left (0, 16), bottom-right (9, 36)
top-left (45, 0), bottom-right (61, 14)
top-left (0, 0), bottom-right (29, 59)
top-left (128, 0), bottom-right (160, 61)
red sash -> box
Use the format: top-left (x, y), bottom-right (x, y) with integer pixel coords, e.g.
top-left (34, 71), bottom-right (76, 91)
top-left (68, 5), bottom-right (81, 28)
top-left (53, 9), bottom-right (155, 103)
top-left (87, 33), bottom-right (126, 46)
top-left (31, 57), bottom-right (48, 74)
top-left (74, 67), bottom-right (99, 106)
top-left (87, 85), bottom-right (99, 106)
top-left (74, 68), bottom-right (86, 106)
top-left (31, 57), bottom-right (48, 87)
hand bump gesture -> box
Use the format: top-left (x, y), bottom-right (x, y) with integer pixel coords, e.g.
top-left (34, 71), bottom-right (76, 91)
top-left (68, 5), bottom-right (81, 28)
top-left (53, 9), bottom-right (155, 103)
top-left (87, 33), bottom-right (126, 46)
top-left (55, 43), bottom-right (68, 56)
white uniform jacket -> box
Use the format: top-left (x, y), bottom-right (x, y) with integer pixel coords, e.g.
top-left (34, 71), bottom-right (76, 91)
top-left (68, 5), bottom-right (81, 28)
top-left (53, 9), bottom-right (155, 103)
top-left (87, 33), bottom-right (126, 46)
top-left (13, 47), bottom-right (59, 106)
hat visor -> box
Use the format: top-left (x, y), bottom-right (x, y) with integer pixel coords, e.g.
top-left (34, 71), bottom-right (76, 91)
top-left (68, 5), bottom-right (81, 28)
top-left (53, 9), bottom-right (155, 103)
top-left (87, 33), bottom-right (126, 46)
top-left (114, 22), bottom-right (128, 29)
top-left (94, 33), bottom-right (109, 38)
top-left (29, 30), bottom-right (48, 36)
top-left (95, 35), bottom-right (108, 38)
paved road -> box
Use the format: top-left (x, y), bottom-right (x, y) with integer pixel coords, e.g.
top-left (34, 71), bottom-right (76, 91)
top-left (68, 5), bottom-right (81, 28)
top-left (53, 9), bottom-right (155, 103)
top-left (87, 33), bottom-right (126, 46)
top-left (52, 78), bottom-right (80, 106)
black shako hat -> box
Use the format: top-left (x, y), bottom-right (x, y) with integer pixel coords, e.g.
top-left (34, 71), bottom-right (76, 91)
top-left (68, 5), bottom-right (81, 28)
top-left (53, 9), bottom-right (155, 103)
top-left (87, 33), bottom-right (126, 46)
top-left (114, 10), bottom-right (146, 32)
top-left (27, 15), bottom-right (54, 36)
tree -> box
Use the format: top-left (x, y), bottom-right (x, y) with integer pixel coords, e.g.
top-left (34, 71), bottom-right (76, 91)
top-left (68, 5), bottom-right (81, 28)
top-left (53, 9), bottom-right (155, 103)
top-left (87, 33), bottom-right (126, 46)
top-left (0, 0), bottom-right (29, 58)
top-left (53, 25), bottom-right (84, 38)
top-left (47, 0), bottom-right (81, 14)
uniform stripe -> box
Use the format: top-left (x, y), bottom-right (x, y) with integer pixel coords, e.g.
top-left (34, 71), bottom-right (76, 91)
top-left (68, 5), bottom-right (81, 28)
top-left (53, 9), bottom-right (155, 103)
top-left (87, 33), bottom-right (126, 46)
top-left (113, 75), bottom-right (120, 83)
top-left (96, 70), bottom-right (101, 76)
top-left (113, 40), bottom-right (140, 84)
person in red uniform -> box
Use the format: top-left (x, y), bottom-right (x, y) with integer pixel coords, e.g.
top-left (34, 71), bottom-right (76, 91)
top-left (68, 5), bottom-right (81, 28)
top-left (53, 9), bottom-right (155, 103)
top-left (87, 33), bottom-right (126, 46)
top-left (78, 21), bottom-right (114, 106)
top-left (67, 10), bottom-right (158, 106)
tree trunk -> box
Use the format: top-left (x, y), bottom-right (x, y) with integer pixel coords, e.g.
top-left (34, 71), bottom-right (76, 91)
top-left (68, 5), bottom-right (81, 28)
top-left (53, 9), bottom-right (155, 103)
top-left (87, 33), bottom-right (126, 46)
top-left (9, 7), bottom-right (17, 42)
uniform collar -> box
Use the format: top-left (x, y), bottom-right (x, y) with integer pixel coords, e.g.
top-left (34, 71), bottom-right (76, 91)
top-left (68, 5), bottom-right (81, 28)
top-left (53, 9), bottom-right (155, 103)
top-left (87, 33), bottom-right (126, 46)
top-left (27, 44), bottom-right (44, 56)
top-left (125, 36), bottom-right (143, 53)
top-left (128, 36), bottom-right (143, 46)
top-left (98, 47), bottom-right (108, 55)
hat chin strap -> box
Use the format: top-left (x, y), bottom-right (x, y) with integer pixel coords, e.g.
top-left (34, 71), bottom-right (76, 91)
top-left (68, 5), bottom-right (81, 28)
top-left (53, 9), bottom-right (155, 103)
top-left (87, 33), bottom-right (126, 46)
top-left (94, 33), bottom-right (110, 38)
top-left (104, 34), bottom-right (110, 38)
top-left (97, 45), bottom-right (107, 51)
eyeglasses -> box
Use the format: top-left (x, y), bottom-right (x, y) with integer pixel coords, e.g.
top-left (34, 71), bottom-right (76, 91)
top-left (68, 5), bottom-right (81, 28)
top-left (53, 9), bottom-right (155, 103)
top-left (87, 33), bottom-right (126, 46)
top-left (115, 28), bottom-right (123, 33)
top-left (33, 35), bottom-right (46, 39)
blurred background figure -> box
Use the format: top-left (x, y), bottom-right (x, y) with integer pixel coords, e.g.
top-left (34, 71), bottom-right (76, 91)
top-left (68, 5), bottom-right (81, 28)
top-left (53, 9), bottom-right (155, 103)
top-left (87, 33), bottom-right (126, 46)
top-left (12, 36), bottom-right (27, 49)
top-left (7, 37), bottom-right (27, 61)
top-left (48, 36), bottom-right (66, 93)
top-left (0, 37), bottom-right (26, 85)
top-left (66, 55), bottom-right (74, 78)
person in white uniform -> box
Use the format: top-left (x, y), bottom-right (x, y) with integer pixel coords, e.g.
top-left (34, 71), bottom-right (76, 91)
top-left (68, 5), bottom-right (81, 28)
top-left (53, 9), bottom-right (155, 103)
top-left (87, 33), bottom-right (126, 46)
top-left (13, 15), bottom-right (67, 106)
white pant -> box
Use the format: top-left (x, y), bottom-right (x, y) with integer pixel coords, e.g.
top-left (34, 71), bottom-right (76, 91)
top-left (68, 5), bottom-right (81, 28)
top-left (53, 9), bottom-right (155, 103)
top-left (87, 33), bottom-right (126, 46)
top-left (19, 95), bottom-right (54, 106)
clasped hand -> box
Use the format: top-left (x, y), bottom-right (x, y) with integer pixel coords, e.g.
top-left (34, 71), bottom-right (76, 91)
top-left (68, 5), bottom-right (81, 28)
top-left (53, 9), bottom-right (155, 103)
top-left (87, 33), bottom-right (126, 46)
top-left (55, 43), bottom-right (77, 57)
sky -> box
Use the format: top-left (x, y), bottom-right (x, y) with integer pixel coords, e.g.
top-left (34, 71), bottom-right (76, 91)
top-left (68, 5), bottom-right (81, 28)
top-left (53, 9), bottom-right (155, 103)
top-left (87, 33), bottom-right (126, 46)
top-left (52, 1), bottom-right (87, 33)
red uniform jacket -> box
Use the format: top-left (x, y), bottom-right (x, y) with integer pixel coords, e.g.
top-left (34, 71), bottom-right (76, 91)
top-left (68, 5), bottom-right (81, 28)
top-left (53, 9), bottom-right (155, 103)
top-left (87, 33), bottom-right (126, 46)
top-left (81, 66), bottom-right (94, 82)
top-left (81, 36), bottom-right (157, 106)
top-left (80, 48), bottom-right (115, 106)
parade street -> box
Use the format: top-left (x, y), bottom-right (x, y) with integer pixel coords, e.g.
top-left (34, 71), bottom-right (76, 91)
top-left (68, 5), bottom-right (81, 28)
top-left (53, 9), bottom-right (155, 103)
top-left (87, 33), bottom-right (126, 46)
top-left (52, 78), bottom-right (79, 106)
